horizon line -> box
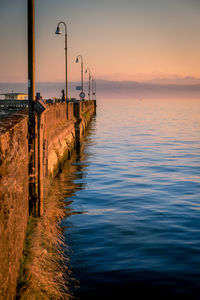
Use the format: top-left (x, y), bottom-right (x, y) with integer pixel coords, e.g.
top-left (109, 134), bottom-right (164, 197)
top-left (1, 79), bottom-right (200, 86)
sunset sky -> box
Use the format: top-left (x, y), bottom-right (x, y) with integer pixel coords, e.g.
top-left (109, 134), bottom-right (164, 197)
top-left (0, 0), bottom-right (200, 83)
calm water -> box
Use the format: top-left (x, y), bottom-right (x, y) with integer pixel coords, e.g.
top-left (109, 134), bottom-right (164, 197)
top-left (60, 97), bottom-right (200, 299)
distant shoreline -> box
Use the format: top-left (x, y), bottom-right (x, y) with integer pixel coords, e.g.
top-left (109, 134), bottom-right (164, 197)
top-left (1, 81), bottom-right (200, 99)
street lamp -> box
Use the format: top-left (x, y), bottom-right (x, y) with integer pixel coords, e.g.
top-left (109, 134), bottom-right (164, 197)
top-left (28, 0), bottom-right (37, 215)
top-left (94, 79), bottom-right (96, 99)
top-left (28, 0), bottom-right (35, 110)
top-left (85, 68), bottom-right (91, 100)
top-left (55, 21), bottom-right (68, 101)
top-left (92, 77), bottom-right (96, 100)
top-left (76, 55), bottom-right (84, 93)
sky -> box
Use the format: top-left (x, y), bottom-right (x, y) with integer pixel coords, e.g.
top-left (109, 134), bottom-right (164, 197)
top-left (0, 0), bottom-right (200, 83)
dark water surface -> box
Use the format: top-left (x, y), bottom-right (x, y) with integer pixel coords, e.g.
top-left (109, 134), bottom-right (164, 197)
top-left (60, 98), bottom-right (200, 299)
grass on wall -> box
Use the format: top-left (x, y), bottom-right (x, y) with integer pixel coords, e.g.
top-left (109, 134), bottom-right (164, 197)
top-left (16, 190), bottom-right (73, 300)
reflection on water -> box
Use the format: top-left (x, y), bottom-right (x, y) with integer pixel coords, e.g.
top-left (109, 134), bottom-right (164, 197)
top-left (52, 136), bottom-right (92, 216)
top-left (54, 98), bottom-right (200, 299)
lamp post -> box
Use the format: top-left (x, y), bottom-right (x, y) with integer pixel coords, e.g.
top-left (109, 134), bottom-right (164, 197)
top-left (92, 77), bottom-right (96, 100)
top-left (28, 0), bottom-right (35, 111)
top-left (94, 79), bottom-right (96, 99)
top-left (85, 68), bottom-right (91, 100)
top-left (28, 0), bottom-right (38, 215)
top-left (55, 21), bottom-right (68, 101)
top-left (76, 55), bottom-right (84, 92)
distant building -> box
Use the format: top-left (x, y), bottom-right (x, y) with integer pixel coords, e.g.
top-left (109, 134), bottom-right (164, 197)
top-left (1, 93), bottom-right (28, 100)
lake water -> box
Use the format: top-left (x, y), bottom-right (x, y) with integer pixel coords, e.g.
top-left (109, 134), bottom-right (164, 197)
top-left (57, 97), bottom-right (200, 299)
top-left (1, 80), bottom-right (199, 298)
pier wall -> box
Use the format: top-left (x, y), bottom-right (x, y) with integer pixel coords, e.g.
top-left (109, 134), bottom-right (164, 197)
top-left (0, 100), bottom-right (96, 300)
top-left (0, 113), bottom-right (29, 300)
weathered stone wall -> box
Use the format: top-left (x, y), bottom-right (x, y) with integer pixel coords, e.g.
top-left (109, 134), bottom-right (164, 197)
top-left (0, 113), bottom-right (29, 300)
top-left (42, 102), bottom-right (75, 178)
top-left (79, 100), bottom-right (96, 138)
top-left (0, 100), bottom-right (96, 300)
top-left (38, 102), bottom-right (76, 204)
top-left (40, 100), bottom-right (95, 187)
top-left (74, 100), bottom-right (96, 145)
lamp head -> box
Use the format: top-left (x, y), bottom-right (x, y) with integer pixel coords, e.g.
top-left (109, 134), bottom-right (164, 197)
top-left (55, 26), bottom-right (61, 35)
top-left (76, 57), bottom-right (79, 63)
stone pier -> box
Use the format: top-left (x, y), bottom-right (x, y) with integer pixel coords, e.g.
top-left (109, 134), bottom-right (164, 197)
top-left (0, 100), bottom-right (96, 300)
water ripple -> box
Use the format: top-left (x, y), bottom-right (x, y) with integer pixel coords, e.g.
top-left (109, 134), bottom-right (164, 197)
top-left (62, 98), bottom-right (200, 299)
